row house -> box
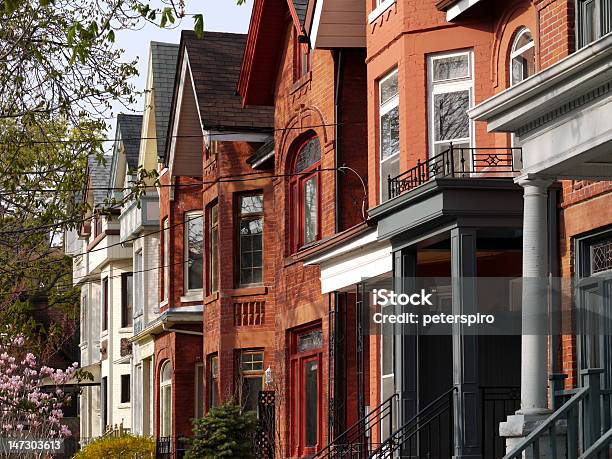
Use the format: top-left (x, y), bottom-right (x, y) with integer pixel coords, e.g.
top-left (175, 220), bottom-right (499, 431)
top-left (127, 41), bottom-right (179, 439)
top-left (157, 30), bottom-right (274, 454)
top-left (237, 0), bottom-right (369, 456)
top-left (235, 0), bottom-right (612, 458)
top-left (75, 113), bottom-right (141, 438)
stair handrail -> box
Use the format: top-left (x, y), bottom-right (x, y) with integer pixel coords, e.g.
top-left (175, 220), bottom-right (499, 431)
top-left (314, 393), bottom-right (397, 458)
top-left (579, 425), bottom-right (612, 458)
top-left (368, 386), bottom-right (457, 459)
top-left (503, 387), bottom-right (589, 459)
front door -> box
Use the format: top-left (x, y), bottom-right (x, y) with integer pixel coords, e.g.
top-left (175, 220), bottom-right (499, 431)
top-left (290, 326), bottom-right (323, 457)
top-left (577, 232), bottom-right (612, 389)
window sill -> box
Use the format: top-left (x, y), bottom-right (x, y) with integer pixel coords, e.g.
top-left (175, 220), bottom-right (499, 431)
top-left (159, 299), bottom-right (169, 309)
top-left (118, 327), bottom-right (133, 334)
top-left (118, 402), bottom-right (131, 409)
top-left (181, 290), bottom-right (203, 303)
top-left (290, 71), bottom-right (312, 95)
top-left (230, 286), bottom-right (267, 297)
top-left (204, 292), bottom-right (219, 305)
top-left (368, 0), bottom-right (396, 23)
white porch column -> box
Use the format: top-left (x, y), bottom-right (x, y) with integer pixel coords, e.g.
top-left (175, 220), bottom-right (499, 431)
top-left (501, 176), bottom-right (554, 456)
top-left (519, 176), bottom-right (552, 414)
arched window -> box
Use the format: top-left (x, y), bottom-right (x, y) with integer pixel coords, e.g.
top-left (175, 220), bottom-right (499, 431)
top-left (290, 136), bottom-right (321, 251)
top-left (510, 28), bottom-right (535, 86)
top-left (159, 361), bottom-right (172, 437)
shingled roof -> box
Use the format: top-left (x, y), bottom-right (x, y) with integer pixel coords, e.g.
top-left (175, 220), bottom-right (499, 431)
top-left (150, 42), bottom-right (179, 158)
top-left (181, 30), bottom-right (273, 131)
top-left (87, 156), bottom-right (111, 207)
top-left (116, 114), bottom-right (143, 170)
top-left (292, 0), bottom-right (308, 27)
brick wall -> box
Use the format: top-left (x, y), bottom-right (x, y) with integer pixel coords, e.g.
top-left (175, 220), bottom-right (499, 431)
top-left (534, 0), bottom-right (575, 69)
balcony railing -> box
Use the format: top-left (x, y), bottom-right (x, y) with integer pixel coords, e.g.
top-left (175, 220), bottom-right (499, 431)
top-left (119, 194), bottom-right (160, 243)
top-left (388, 146), bottom-right (521, 200)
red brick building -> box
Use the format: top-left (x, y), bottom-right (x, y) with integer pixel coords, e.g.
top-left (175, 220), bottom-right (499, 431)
top-left (238, 1), bottom-right (369, 455)
top-left (157, 30), bottom-right (274, 455)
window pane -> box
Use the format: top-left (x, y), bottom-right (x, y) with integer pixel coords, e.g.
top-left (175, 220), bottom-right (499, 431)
top-left (305, 360), bottom-right (319, 447)
top-left (433, 55), bottom-right (469, 81)
top-left (380, 71), bottom-right (398, 105)
top-left (294, 138), bottom-right (321, 173)
top-left (196, 365), bottom-right (204, 418)
top-left (433, 90), bottom-right (470, 142)
top-left (303, 177), bottom-right (317, 244)
top-left (240, 195), bottom-right (263, 214)
top-left (584, 0), bottom-right (598, 44)
top-left (381, 154), bottom-right (400, 202)
top-left (242, 377), bottom-right (262, 412)
top-left (381, 106), bottom-right (400, 160)
top-left (186, 215), bottom-right (203, 291)
top-left (298, 330), bottom-right (323, 352)
top-left (163, 219), bottom-right (169, 300)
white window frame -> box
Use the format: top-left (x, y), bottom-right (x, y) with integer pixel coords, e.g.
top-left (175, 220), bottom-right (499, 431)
top-left (510, 28), bottom-right (535, 86)
top-left (159, 361), bottom-right (172, 437)
top-left (379, 68), bottom-right (400, 202)
top-left (162, 219), bottom-right (169, 302)
top-left (427, 50), bottom-right (474, 160)
top-left (184, 211), bottom-right (203, 294)
top-left (134, 249), bottom-right (144, 318)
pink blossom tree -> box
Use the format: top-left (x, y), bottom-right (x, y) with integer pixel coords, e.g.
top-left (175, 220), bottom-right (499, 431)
top-left (0, 334), bottom-right (82, 459)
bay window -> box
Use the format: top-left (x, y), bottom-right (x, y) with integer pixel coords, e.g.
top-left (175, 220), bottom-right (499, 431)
top-left (184, 211), bottom-right (203, 293)
top-left (207, 203), bottom-right (219, 293)
top-left (238, 194), bottom-right (263, 286)
top-left (208, 354), bottom-right (219, 409)
top-left (239, 350), bottom-right (264, 413)
top-left (290, 136), bottom-right (321, 251)
top-left (102, 277), bottom-right (109, 332)
top-left (162, 218), bottom-right (169, 301)
top-left (428, 51), bottom-right (474, 163)
top-left (379, 69), bottom-right (399, 202)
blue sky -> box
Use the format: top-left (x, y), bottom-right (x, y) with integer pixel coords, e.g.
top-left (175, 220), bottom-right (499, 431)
top-left (108, 0), bottom-right (253, 136)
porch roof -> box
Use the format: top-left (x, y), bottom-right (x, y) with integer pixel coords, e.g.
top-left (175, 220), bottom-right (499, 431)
top-left (469, 33), bottom-right (612, 180)
top-left (369, 178), bottom-right (523, 243)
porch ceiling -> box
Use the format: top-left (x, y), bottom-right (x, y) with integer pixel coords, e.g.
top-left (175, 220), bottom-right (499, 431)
top-left (305, 0), bottom-right (366, 49)
top-left (470, 33), bottom-right (612, 181)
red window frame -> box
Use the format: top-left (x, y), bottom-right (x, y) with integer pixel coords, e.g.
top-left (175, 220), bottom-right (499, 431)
top-left (289, 137), bottom-right (321, 253)
top-left (289, 326), bottom-right (323, 457)
top-left (294, 29), bottom-right (311, 81)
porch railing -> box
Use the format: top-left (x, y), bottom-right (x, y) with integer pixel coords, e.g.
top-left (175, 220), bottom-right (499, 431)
top-left (387, 145), bottom-right (521, 199)
top-left (504, 369), bottom-right (610, 459)
top-left (156, 436), bottom-right (188, 459)
top-left (368, 387), bottom-right (456, 459)
top-left (314, 393), bottom-right (397, 459)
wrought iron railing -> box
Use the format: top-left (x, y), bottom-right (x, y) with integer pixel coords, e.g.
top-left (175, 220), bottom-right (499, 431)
top-left (156, 436), bottom-right (188, 459)
top-left (314, 393), bottom-right (397, 459)
top-left (504, 369), bottom-right (610, 459)
top-left (387, 145), bottom-right (521, 199)
top-left (368, 387), bottom-right (456, 459)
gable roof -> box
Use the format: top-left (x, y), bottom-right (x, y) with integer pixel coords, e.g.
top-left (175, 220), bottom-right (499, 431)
top-left (87, 156), bottom-right (111, 207)
top-left (180, 30), bottom-right (273, 131)
top-left (116, 114), bottom-right (143, 169)
top-left (238, 0), bottom-right (290, 107)
top-left (292, 0), bottom-right (308, 28)
top-left (150, 42), bottom-right (179, 158)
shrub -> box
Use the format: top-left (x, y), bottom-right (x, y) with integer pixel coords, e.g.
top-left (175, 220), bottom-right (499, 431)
top-left (73, 434), bottom-right (155, 459)
top-left (185, 401), bottom-right (257, 459)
